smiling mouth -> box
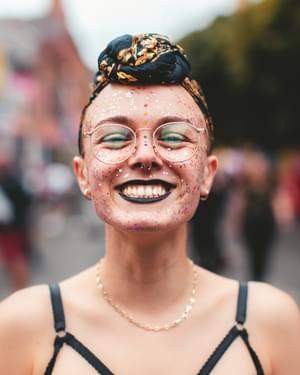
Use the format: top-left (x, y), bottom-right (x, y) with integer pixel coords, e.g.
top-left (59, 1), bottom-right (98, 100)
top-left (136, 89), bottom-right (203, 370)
top-left (117, 179), bottom-right (175, 204)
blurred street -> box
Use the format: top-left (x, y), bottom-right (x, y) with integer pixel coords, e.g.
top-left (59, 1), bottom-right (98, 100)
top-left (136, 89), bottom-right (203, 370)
top-left (1, 201), bottom-right (299, 304)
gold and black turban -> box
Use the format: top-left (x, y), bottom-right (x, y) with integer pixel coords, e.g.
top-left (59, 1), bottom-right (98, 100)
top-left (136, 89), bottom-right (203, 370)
top-left (79, 33), bottom-right (214, 154)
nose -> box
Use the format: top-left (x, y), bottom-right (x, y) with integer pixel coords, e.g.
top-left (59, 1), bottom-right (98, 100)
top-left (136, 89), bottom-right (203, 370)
top-left (127, 128), bottom-right (163, 171)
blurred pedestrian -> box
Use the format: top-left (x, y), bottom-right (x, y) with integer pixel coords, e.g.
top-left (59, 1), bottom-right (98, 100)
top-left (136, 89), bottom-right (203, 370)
top-left (0, 151), bottom-right (31, 290)
top-left (241, 151), bottom-right (277, 280)
top-left (282, 152), bottom-right (300, 221)
top-left (190, 171), bottom-right (228, 272)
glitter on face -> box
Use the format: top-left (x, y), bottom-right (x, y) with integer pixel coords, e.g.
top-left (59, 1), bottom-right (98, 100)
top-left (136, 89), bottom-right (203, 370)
top-left (143, 134), bottom-right (148, 147)
top-left (82, 84), bottom-right (212, 232)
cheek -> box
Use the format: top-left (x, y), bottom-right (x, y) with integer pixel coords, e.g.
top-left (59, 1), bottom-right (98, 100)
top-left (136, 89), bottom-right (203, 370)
top-left (89, 160), bottom-right (111, 186)
top-left (172, 153), bottom-right (207, 210)
top-left (177, 160), bottom-right (205, 220)
top-left (88, 162), bottom-right (116, 209)
top-left (179, 152), bottom-right (206, 185)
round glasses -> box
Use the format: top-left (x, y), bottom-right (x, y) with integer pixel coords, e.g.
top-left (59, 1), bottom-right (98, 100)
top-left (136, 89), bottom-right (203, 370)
top-left (82, 122), bottom-right (206, 164)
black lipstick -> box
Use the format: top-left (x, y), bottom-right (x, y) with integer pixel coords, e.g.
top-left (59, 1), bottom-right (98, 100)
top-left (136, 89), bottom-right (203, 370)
top-left (119, 191), bottom-right (171, 204)
top-left (116, 179), bottom-right (174, 204)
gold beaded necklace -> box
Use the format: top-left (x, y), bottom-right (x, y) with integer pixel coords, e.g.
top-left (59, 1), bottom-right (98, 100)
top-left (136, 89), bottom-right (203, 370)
top-left (95, 259), bottom-right (199, 332)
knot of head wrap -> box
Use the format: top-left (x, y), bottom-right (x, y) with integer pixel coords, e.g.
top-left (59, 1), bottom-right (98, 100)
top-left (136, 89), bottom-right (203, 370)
top-left (90, 33), bottom-right (191, 99)
top-left (79, 33), bottom-right (214, 155)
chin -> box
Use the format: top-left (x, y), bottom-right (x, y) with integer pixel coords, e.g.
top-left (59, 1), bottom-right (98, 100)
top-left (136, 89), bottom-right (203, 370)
top-left (93, 191), bottom-right (200, 233)
top-left (101, 208), bottom-right (194, 234)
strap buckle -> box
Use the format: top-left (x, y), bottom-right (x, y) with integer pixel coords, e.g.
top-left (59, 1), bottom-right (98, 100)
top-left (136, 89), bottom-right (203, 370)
top-left (57, 329), bottom-right (66, 338)
top-left (235, 322), bottom-right (245, 331)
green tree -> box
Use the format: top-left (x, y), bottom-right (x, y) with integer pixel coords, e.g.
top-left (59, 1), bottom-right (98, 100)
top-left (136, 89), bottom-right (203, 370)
top-left (179, 0), bottom-right (300, 149)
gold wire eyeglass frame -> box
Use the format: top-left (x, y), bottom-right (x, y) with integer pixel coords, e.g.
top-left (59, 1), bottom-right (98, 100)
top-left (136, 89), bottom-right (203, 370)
top-left (82, 122), bottom-right (207, 164)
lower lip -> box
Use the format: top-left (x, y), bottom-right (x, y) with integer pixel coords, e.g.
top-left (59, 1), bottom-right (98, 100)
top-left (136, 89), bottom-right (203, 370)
top-left (118, 191), bottom-right (171, 204)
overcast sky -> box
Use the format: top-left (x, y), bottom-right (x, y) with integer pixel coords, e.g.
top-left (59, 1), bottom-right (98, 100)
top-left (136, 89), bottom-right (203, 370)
top-left (0, 0), bottom-right (259, 68)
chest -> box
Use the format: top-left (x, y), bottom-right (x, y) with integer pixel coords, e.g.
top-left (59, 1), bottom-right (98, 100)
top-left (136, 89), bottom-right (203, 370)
top-left (35, 325), bottom-right (265, 375)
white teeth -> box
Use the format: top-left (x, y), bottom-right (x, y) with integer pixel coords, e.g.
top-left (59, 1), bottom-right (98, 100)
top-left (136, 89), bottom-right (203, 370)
top-left (121, 184), bottom-right (167, 198)
top-left (137, 186), bottom-right (144, 196)
top-left (146, 186), bottom-right (152, 196)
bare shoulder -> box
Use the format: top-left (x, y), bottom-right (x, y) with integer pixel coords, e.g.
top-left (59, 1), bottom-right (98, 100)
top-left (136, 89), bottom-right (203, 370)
top-left (0, 284), bottom-right (52, 331)
top-left (248, 282), bottom-right (300, 375)
top-left (0, 285), bottom-right (53, 374)
top-left (247, 281), bottom-right (300, 327)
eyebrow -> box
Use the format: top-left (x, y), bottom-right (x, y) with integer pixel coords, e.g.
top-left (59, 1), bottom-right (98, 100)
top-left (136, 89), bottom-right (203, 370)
top-left (95, 116), bottom-right (133, 127)
top-left (95, 115), bottom-right (194, 128)
top-left (157, 116), bottom-right (194, 126)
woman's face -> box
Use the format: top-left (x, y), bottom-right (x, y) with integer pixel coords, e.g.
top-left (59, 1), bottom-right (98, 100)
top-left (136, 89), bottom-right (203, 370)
top-left (74, 84), bottom-right (217, 232)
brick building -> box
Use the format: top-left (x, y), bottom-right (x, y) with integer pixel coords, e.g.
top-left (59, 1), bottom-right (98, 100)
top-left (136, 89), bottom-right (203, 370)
top-left (0, 0), bottom-right (90, 169)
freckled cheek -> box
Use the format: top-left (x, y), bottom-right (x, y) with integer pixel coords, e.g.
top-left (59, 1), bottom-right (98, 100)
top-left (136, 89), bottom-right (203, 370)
top-left (88, 164), bottom-right (115, 221)
top-left (88, 161), bottom-right (117, 191)
top-left (173, 157), bottom-right (205, 198)
top-left (185, 176), bottom-right (202, 198)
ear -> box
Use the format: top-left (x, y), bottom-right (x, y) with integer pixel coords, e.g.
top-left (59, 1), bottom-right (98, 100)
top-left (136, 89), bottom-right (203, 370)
top-left (200, 155), bottom-right (218, 197)
top-left (73, 156), bottom-right (90, 197)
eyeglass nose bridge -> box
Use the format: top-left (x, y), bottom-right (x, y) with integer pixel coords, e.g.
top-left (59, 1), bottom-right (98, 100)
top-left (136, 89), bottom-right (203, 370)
top-left (135, 128), bottom-right (153, 140)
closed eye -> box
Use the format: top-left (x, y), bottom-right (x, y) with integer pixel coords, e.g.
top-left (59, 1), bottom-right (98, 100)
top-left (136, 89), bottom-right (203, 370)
top-left (102, 133), bottom-right (130, 142)
top-left (159, 133), bottom-right (187, 142)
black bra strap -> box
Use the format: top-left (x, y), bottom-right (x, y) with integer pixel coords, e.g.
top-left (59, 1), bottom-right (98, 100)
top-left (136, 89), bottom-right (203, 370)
top-left (236, 282), bottom-right (248, 325)
top-left (240, 330), bottom-right (265, 375)
top-left (44, 336), bottom-right (65, 375)
top-left (49, 285), bottom-right (66, 333)
top-left (198, 282), bottom-right (264, 375)
top-left (45, 285), bottom-right (67, 375)
top-left (46, 285), bottom-right (115, 375)
top-left (65, 333), bottom-right (114, 375)
top-left (197, 326), bottom-right (240, 375)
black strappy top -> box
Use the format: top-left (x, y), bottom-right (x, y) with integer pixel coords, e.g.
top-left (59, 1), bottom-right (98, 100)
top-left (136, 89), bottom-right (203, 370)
top-left (45, 282), bottom-right (265, 375)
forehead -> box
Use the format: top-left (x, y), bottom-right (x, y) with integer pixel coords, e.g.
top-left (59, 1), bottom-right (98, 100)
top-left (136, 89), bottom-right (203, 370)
top-left (85, 83), bottom-right (205, 129)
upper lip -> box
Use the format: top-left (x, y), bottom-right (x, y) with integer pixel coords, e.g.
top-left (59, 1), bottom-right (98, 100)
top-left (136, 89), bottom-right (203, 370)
top-left (115, 179), bottom-right (176, 191)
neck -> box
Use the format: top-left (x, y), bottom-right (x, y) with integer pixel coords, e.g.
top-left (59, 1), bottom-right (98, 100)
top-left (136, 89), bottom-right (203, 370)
top-left (105, 224), bottom-right (188, 279)
top-left (99, 224), bottom-right (192, 316)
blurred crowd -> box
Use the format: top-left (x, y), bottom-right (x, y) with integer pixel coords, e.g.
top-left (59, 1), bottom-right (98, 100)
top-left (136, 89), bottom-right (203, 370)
top-left (0, 142), bottom-right (78, 290)
top-left (0, 0), bottom-right (88, 292)
top-left (190, 147), bottom-right (300, 281)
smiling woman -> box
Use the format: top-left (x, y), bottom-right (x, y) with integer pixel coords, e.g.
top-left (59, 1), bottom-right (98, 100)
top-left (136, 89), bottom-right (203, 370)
top-left (0, 33), bottom-right (299, 375)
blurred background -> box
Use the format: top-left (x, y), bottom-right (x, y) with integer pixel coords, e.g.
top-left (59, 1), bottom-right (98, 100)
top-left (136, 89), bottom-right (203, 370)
top-left (0, 0), bottom-right (299, 301)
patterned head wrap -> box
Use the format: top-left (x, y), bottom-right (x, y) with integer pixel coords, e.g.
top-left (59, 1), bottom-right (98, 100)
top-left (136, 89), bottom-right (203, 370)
top-left (79, 33), bottom-right (214, 155)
